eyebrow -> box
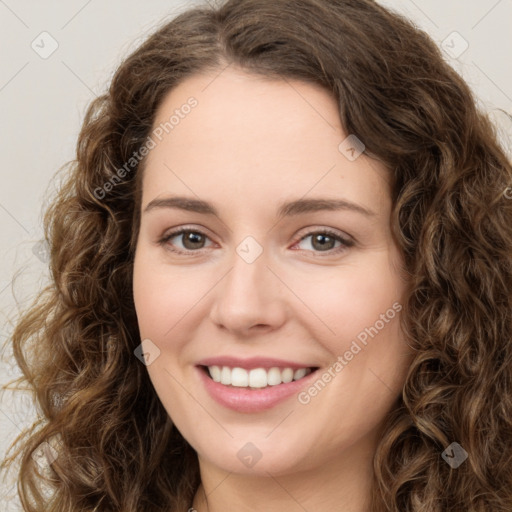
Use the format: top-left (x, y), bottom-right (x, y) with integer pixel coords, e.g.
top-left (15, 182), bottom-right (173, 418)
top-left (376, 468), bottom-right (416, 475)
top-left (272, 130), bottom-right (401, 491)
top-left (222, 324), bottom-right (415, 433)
top-left (143, 196), bottom-right (376, 218)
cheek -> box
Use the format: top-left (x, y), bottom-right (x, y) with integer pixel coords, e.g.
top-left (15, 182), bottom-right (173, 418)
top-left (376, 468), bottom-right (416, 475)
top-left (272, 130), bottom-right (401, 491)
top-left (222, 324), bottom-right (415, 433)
top-left (132, 248), bottom-right (202, 339)
top-left (133, 260), bottom-right (163, 338)
top-left (132, 252), bottom-right (199, 413)
top-left (320, 258), bottom-right (410, 405)
top-left (293, 258), bottom-right (405, 354)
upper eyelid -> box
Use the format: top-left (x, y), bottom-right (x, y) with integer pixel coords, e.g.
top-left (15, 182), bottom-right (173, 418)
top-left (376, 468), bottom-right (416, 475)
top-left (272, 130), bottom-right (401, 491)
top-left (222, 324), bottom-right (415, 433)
top-left (161, 225), bottom-right (216, 242)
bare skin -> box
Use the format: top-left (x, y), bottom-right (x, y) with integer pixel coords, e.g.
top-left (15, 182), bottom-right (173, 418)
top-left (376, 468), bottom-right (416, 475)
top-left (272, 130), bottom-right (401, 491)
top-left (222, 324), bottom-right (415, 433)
top-left (132, 66), bottom-right (413, 512)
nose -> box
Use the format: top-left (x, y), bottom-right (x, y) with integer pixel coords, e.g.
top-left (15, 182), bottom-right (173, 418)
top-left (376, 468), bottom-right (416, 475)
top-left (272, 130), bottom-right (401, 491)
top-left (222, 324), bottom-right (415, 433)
top-left (208, 243), bottom-right (287, 336)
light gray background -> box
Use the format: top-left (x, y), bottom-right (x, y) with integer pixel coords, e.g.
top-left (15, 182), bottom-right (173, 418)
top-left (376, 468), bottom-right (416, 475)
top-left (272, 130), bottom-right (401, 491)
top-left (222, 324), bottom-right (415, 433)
top-left (0, 0), bottom-right (511, 508)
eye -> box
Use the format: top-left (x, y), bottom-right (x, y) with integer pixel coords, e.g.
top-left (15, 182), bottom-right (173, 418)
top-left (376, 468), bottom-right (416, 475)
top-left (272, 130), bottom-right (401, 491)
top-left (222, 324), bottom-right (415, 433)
top-left (292, 229), bottom-right (354, 255)
top-left (158, 227), bottom-right (354, 256)
top-left (158, 228), bottom-right (214, 254)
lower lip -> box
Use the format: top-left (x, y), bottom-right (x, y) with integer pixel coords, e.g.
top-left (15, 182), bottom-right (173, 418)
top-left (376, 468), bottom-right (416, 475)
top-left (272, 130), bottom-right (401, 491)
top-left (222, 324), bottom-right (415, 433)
top-left (197, 366), bottom-right (318, 413)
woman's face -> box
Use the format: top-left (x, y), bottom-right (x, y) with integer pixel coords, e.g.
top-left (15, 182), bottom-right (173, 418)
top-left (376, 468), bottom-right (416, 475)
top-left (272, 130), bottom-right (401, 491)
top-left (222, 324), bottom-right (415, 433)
top-left (133, 67), bottom-right (413, 476)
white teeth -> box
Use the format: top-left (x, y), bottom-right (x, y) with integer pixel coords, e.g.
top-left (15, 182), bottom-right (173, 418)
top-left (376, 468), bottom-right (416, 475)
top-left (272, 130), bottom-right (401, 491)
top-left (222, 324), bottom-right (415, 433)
top-left (231, 367), bottom-right (248, 387)
top-left (249, 368), bottom-right (267, 388)
top-left (209, 365), bottom-right (221, 382)
top-left (220, 366), bottom-right (231, 385)
top-left (293, 368), bottom-right (307, 380)
top-left (267, 367), bottom-right (282, 386)
top-left (206, 365), bottom-right (312, 388)
top-left (281, 368), bottom-right (294, 383)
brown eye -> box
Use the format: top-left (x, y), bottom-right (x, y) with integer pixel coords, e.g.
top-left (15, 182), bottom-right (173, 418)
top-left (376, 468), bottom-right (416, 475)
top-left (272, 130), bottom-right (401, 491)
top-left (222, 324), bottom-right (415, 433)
top-left (159, 228), bottom-right (213, 253)
top-left (293, 229), bottom-right (354, 255)
top-left (310, 233), bottom-right (337, 251)
top-left (179, 231), bottom-right (207, 250)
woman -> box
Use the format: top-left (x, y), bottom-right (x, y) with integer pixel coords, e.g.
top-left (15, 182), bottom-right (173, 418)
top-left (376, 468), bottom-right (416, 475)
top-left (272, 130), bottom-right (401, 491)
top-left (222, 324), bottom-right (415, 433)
top-left (2, 0), bottom-right (511, 510)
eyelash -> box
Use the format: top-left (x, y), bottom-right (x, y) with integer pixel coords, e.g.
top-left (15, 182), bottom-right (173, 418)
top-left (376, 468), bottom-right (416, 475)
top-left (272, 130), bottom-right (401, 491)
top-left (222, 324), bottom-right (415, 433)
top-left (158, 226), bottom-right (355, 256)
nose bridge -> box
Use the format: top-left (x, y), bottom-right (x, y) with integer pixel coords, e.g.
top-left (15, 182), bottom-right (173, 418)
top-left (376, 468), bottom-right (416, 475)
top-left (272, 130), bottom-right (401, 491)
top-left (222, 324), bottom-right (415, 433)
top-left (224, 235), bottom-right (269, 305)
top-left (209, 234), bottom-right (286, 331)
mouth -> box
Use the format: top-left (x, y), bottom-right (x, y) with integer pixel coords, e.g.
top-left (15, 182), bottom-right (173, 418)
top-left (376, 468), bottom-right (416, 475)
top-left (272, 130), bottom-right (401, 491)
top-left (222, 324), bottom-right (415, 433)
top-left (199, 364), bottom-right (320, 390)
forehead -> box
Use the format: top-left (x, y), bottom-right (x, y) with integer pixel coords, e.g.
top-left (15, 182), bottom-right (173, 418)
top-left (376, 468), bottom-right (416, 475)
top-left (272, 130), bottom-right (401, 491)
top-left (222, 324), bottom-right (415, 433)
top-left (142, 67), bottom-right (391, 215)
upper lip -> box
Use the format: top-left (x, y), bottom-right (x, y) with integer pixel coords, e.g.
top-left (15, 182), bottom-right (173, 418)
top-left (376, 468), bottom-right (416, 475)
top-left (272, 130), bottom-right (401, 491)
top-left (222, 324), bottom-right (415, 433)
top-left (196, 356), bottom-right (318, 370)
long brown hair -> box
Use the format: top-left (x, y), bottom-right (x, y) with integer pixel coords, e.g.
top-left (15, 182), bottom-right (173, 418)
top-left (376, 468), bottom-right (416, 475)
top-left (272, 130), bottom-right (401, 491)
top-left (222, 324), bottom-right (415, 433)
top-left (2, 0), bottom-right (512, 510)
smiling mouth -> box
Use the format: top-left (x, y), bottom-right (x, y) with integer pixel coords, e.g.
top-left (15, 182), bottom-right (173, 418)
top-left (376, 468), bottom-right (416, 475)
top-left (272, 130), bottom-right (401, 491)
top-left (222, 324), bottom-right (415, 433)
top-left (200, 365), bottom-right (319, 389)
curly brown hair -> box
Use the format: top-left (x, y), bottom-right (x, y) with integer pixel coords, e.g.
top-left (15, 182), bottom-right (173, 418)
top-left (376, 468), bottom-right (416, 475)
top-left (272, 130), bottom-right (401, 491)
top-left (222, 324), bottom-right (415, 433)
top-left (2, 0), bottom-right (512, 510)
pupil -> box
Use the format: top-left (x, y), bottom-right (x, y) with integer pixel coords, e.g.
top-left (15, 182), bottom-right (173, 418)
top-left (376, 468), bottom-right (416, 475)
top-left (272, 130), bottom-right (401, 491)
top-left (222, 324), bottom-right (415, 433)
top-left (313, 234), bottom-right (334, 251)
top-left (184, 232), bottom-right (204, 249)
